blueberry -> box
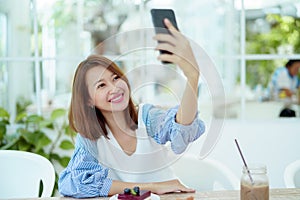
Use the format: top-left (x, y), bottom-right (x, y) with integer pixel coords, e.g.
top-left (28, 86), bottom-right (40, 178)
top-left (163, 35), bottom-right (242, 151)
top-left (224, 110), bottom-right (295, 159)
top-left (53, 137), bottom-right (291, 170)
top-left (133, 186), bottom-right (140, 195)
top-left (124, 188), bottom-right (131, 194)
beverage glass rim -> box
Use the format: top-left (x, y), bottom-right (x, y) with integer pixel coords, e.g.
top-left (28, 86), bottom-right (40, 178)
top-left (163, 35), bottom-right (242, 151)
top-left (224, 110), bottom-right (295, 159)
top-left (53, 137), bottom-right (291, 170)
top-left (243, 163), bottom-right (267, 174)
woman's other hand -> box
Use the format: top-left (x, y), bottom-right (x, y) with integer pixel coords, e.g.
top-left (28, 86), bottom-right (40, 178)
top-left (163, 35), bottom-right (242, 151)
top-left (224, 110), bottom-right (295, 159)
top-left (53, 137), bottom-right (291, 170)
top-left (150, 179), bottom-right (195, 195)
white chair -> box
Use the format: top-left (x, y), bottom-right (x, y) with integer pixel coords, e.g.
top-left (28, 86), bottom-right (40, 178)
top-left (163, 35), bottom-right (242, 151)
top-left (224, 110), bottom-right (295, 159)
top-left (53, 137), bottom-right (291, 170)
top-left (0, 150), bottom-right (56, 199)
top-left (284, 160), bottom-right (300, 188)
top-left (171, 154), bottom-right (239, 191)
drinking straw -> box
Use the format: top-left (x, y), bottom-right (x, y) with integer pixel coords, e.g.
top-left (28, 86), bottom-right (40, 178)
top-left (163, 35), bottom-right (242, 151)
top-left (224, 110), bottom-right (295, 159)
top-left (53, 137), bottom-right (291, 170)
top-left (234, 139), bottom-right (254, 184)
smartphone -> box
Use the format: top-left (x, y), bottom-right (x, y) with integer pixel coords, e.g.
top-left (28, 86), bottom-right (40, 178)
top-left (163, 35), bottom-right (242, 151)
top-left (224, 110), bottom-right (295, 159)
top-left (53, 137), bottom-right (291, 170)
top-left (150, 8), bottom-right (179, 35)
top-left (150, 9), bottom-right (179, 64)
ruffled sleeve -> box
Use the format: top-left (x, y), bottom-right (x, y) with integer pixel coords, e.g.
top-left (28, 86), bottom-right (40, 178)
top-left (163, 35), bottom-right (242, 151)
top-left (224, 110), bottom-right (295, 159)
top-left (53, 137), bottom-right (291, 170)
top-left (58, 135), bottom-right (112, 198)
top-left (142, 104), bottom-right (205, 154)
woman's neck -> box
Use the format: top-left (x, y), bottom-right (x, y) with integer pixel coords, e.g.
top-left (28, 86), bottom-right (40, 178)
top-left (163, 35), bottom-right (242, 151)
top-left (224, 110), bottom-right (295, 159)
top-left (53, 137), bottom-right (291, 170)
top-left (103, 110), bottom-right (133, 136)
top-left (103, 110), bottom-right (137, 155)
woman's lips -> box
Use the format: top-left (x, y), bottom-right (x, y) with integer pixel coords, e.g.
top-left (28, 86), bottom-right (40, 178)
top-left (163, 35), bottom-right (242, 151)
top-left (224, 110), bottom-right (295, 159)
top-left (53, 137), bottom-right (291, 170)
top-left (109, 93), bottom-right (124, 103)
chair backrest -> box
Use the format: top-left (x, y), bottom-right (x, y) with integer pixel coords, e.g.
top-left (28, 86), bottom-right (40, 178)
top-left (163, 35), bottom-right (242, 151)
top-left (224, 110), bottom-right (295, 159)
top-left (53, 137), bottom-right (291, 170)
top-left (0, 150), bottom-right (56, 199)
top-left (284, 160), bottom-right (300, 188)
top-left (171, 154), bottom-right (239, 191)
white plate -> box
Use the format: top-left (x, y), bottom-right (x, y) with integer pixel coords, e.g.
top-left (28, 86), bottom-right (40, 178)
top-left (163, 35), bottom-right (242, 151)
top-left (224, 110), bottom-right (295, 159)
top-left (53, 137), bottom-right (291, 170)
top-left (109, 193), bottom-right (160, 200)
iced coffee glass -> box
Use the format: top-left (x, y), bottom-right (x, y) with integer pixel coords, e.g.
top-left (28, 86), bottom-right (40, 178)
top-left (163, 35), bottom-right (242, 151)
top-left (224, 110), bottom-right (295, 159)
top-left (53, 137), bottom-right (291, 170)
top-left (240, 164), bottom-right (269, 200)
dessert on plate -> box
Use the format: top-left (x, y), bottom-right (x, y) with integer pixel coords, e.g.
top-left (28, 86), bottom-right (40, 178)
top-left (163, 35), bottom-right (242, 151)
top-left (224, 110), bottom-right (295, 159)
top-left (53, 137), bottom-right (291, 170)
top-left (118, 186), bottom-right (151, 200)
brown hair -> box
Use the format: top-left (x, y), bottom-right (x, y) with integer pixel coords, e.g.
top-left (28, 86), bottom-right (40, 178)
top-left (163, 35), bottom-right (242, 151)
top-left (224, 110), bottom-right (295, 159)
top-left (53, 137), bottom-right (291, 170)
top-left (69, 54), bottom-right (138, 140)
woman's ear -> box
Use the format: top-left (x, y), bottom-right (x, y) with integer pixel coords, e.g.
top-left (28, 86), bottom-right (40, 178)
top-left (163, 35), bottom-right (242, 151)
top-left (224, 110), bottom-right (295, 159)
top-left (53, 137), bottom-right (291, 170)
top-left (89, 105), bottom-right (95, 109)
top-left (87, 99), bottom-right (94, 109)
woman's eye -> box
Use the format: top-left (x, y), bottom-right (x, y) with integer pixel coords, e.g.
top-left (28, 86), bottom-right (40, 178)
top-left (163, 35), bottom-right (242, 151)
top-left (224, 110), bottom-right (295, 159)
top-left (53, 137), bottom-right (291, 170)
top-left (97, 83), bottom-right (105, 89)
top-left (113, 75), bottom-right (120, 81)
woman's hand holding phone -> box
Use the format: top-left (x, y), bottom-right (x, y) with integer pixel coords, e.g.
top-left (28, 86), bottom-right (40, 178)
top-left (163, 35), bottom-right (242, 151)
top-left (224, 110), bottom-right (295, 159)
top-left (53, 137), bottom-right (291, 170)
top-left (153, 18), bottom-right (200, 125)
top-left (153, 18), bottom-right (199, 80)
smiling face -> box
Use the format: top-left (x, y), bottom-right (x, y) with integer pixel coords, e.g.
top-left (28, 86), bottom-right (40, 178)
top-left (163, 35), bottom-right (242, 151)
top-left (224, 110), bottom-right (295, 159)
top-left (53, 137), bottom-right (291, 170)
top-left (68, 54), bottom-right (138, 140)
top-left (86, 66), bottom-right (130, 113)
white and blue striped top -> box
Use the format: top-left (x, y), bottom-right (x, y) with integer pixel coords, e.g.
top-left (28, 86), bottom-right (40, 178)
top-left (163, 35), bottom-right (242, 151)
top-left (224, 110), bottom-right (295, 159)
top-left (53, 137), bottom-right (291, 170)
top-left (58, 104), bottom-right (205, 198)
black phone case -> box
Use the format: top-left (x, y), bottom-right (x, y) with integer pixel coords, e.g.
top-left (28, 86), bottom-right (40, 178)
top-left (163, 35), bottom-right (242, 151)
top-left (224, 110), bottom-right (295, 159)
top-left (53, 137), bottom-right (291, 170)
top-left (150, 9), bottom-right (179, 64)
top-left (151, 9), bottom-right (179, 34)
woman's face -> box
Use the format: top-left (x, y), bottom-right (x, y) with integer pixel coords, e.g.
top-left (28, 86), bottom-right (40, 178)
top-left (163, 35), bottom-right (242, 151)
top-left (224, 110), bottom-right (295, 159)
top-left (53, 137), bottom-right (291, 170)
top-left (86, 66), bottom-right (130, 113)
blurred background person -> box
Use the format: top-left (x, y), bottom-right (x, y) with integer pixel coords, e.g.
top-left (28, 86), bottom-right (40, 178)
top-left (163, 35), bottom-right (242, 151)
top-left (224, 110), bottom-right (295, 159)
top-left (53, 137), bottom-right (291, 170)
top-left (268, 59), bottom-right (300, 101)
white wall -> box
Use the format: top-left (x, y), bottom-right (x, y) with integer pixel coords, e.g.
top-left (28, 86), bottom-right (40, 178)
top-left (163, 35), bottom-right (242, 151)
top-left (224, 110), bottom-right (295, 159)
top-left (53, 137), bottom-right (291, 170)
top-left (186, 118), bottom-right (300, 188)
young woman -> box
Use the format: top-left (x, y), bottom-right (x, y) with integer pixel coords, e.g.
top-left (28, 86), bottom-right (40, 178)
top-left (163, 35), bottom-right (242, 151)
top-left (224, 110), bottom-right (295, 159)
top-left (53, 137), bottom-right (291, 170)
top-left (58, 19), bottom-right (205, 198)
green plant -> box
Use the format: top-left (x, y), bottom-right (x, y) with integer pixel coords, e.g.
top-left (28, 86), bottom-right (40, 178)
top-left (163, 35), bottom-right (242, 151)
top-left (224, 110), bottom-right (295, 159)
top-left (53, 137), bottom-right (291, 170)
top-left (245, 14), bottom-right (300, 88)
top-left (0, 106), bottom-right (76, 195)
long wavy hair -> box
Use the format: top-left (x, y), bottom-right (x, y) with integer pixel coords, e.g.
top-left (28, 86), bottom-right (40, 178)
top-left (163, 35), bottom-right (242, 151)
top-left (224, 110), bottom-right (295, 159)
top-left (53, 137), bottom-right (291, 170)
top-left (68, 54), bottom-right (138, 140)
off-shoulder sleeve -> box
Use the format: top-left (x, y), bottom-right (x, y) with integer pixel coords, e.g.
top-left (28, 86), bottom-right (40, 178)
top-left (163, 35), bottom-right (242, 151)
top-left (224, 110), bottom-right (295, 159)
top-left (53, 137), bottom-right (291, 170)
top-left (58, 135), bottom-right (112, 198)
top-left (142, 104), bottom-right (205, 154)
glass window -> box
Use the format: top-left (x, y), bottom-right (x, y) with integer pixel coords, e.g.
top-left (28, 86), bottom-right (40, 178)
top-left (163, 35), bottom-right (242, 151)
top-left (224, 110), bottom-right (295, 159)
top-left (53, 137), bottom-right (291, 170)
top-left (0, 0), bottom-right (299, 120)
top-left (4, 61), bottom-right (34, 118)
top-left (243, 59), bottom-right (299, 119)
top-left (0, 13), bottom-right (8, 108)
top-left (246, 6), bottom-right (300, 55)
top-left (243, 3), bottom-right (300, 119)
